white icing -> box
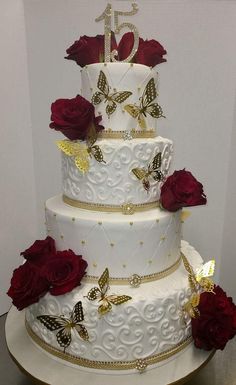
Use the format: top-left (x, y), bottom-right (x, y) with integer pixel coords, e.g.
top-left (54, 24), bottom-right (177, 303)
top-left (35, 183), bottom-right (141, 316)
top-left (81, 63), bottom-right (161, 132)
top-left (45, 195), bottom-right (182, 278)
top-left (26, 241), bottom-right (202, 367)
top-left (62, 137), bottom-right (173, 206)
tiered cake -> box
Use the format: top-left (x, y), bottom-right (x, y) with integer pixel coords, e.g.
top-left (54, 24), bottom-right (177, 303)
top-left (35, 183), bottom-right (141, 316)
top-left (7, 4), bottom-right (236, 380)
top-left (24, 61), bottom-right (204, 373)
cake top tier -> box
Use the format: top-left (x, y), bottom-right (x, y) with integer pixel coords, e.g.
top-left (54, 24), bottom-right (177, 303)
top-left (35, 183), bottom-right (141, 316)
top-left (81, 62), bottom-right (164, 134)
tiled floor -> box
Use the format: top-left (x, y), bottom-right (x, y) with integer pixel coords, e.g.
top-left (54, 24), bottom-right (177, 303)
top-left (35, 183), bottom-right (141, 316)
top-left (1, 313), bottom-right (236, 385)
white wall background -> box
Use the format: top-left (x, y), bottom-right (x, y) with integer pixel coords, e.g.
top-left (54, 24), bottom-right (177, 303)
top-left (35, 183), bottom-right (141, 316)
top-left (1, 0), bottom-right (236, 314)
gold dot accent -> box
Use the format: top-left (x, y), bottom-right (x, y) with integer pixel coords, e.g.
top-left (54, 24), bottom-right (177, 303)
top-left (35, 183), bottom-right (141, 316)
top-left (104, 63), bottom-right (107, 66)
top-left (47, 229), bottom-right (51, 233)
top-left (110, 243), bottom-right (115, 247)
top-left (130, 63), bottom-right (134, 67)
top-left (122, 264), bottom-right (127, 268)
top-left (60, 235), bottom-right (64, 240)
top-left (98, 221), bottom-right (102, 225)
top-left (93, 263), bottom-right (97, 268)
top-left (140, 241), bottom-right (144, 245)
top-left (53, 214), bottom-right (57, 217)
top-left (160, 236), bottom-right (166, 241)
top-left (90, 87), bottom-right (93, 91)
top-left (156, 219), bottom-right (159, 223)
top-left (148, 260), bottom-right (153, 264)
top-left (168, 253), bottom-right (171, 257)
top-left (129, 222), bottom-right (133, 226)
top-left (181, 220), bottom-right (185, 224)
top-left (81, 240), bottom-right (86, 245)
top-left (72, 217), bottom-right (75, 222)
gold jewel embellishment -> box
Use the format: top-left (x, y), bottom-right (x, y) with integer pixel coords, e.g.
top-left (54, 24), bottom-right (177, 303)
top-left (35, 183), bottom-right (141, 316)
top-left (26, 320), bottom-right (192, 370)
top-left (84, 255), bottom-right (182, 285)
top-left (36, 301), bottom-right (89, 352)
top-left (63, 195), bottom-right (160, 214)
top-left (85, 268), bottom-right (132, 315)
top-left (132, 152), bottom-right (164, 192)
top-left (135, 358), bottom-right (148, 373)
top-left (124, 78), bottom-right (164, 130)
top-left (91, 71), bottom-right (132, 116)
top-left (129, 274), bottom-right (142, 288)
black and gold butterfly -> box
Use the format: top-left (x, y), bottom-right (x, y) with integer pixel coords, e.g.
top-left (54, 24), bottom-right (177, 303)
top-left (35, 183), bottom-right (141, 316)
top-left (37, 301), bottom-right (89, 351)
top-left (57, 127), bottom-right (105, 173)
top-left (124, 78), bottom-right (164, 129)
top-left (132, 152), bottom-right (164, 192)
top-left (85, 268), bottom-right (132, 316)
top-left (92, 71), bottom-right (132, 117)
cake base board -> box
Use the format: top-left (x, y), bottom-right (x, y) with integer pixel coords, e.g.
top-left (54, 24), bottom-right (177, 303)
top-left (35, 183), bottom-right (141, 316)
top-left (6, 306), bottom-right (215, 385)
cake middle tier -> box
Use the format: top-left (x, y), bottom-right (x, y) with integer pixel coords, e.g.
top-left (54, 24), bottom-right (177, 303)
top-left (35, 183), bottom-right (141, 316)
top-left (61, 136), bottom-right (173, 206)
top-left (45, 196), bottom-right (182, 279)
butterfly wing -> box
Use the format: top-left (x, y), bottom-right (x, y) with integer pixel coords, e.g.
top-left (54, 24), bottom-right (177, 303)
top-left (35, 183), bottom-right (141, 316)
top-left (152, 170), bottom-right (164, 182)
top-left (98, 268), bottom-right (109, 295)
top-left (56, 325), bottom-right (72, 349)
top-left (74, 147), bottom-right (90, 173)
top-left (91, 145), bottom-right (105, 163)
top-left (141, 78), bottom-right (157, 108)
top-left (142, 178), bottom-right (150, 191)
top-left (106, 99), bottom-right (117, 116)
top-left (151, 152), bottom-right (162, 170)
top-left (145, 103), bottom-right (164, 119)
top-left (71, 301), bottom-right (84, 324)
top-left (75, 324), bottom-right (89, 341)
top-left (124, 104), bottom-right (140, 119)
top-left (92, 91), bottom-right (106, 105)
top-left (112, 91), bottom-right (132, 104)
top-left (86, 287), bottom-right (101, 301)
top-left (98, 298), bottom-right (112, 316)
top-left (107, 295), bottom-right (132, 306)
top-left (57, 140), bottom-right (79, 157)
top-left (37, 315), bottom-right (68, 331)
top-left (132, 168), bottom-right (147, 181)
top-left (195, 260), bottom-right (215, 283)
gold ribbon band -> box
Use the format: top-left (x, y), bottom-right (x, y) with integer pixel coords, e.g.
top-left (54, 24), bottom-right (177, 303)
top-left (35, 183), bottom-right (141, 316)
top-left (63, 195), bottom-right (159, 214)
top-left (25, 320), bottom-right (192, 371)
top-left (84, 255), bottom-right (182, 286)
top-left (98, 130), bottom-right (156, 139)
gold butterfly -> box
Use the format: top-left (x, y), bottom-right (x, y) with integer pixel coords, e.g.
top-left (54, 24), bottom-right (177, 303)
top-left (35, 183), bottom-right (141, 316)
top-left (85, 268), bottom-right (132, 316)
top-left (37, 301), bottom-right (89, 351)
top-left (124, 78), bottom-right (164, 129)
top-left (92, 70), bottom-right (132, 116)
top-left (57, 133), bottom-right (105, 174)
top-left (132, 152), bottom-right (164, 191)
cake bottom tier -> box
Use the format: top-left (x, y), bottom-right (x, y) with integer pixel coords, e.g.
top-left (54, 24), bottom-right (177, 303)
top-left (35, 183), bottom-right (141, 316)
top-left (25, 241), bottom-right (203, 374)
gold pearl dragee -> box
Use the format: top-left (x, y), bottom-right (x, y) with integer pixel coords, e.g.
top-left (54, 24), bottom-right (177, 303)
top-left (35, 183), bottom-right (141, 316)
top-left (72, 217), bottom-right (75, 222)
top-left (140, 241), bottom-right (144, 245)
top-left (60, 235), bottom-right (64, 240)
top-left (81, 240), bottom-right (86, 245)
top-left (122, 203), bottom-right (135, 215)
top-left (160, 235), bottom-right (166, 241)
top-left (110, 242), bottom-right (115, 247)
top-left (93, 263), bottom-right (97, 268)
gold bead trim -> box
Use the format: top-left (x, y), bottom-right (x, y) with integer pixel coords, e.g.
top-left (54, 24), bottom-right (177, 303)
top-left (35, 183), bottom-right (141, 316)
top-left (84, 255), bottom-right (182, 285)
top-left (98, 130), bottom-right (156, 139)
top-left (25, 320), bottom-right (192, 371)
top-left (63, 195), bottom-right (159, 214)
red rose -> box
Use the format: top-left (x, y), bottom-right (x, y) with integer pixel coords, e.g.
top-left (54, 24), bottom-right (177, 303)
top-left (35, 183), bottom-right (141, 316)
top-left (42, 250), bottom-right (88, 296)
top-left (65, 34), bottom-right (117, 67)
top-left (160, 170), bottom-right (207, 212)
top-left (7, 263), bottom-right (49, 310)
top-left (49, 95), bottom-right (104, 141)
top-left (191, 286), bottom-right (236, 350)
top-left (21, 236), bottom-right (56, 266)
top-left (118, 32), bottom-right (167, 66)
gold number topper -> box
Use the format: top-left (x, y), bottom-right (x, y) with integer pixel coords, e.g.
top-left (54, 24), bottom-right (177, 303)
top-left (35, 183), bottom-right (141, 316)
top-left (92, 70), bottom-right (132, 116)
top-left (132, 152), bottom-right (163, 192)
top-left (37, 301), bottom-right (89, 351)
top-left (57, 125), bottom-right (105, 174)
top-left (124, 78), bottom-right (164, 129)
top-left (85, 268), bottom-right (132, 316)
